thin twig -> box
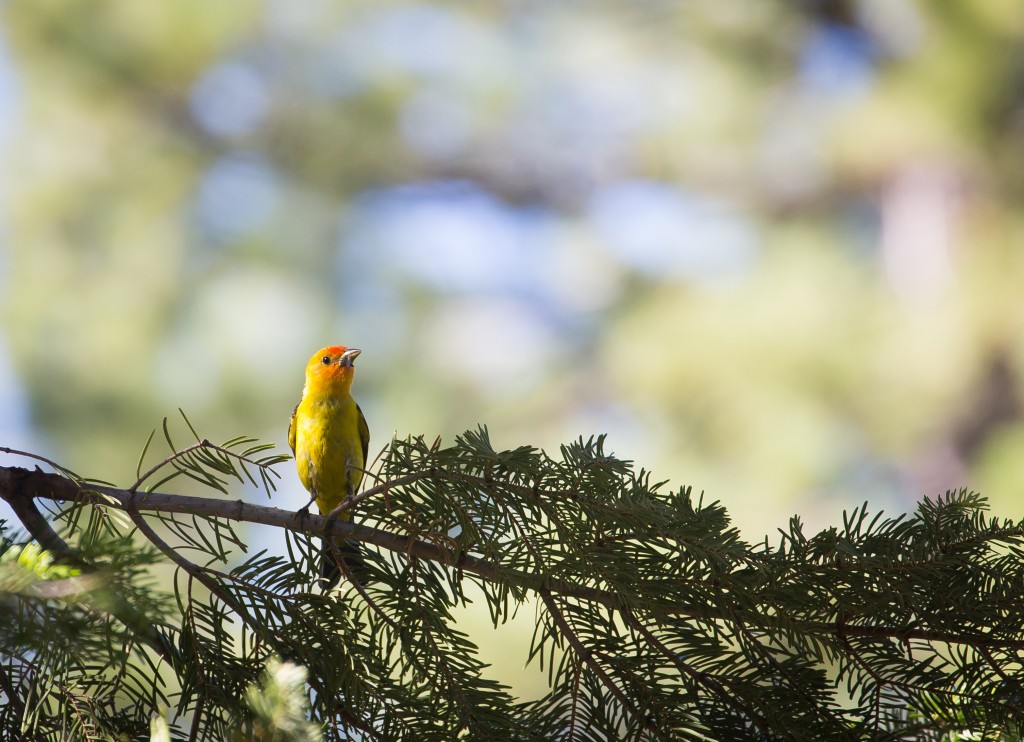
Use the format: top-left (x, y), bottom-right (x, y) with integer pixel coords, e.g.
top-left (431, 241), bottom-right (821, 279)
top-left (130, 439), bottom-right (283, 494)
top-left (132, 440), bottom-right (210, 493)
top-left (410, 557), bottom-right (478, 733)
top-left (622, 608), bottom-right (768, 734)
top-left (730, 610), bottom-right (850, 738)
top-left (0, 659), bottom-right (26, 724)
top-left (330, 471), bottom-right (430, 517)
top-left (0, 447), bottom-right (79, 480)
top-left (568, 660), bottom-right (581, 742)
top-left (539, 588), bottom-right (665, 742)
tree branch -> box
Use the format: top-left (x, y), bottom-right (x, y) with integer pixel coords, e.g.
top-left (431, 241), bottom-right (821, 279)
top-left (5, 463), bottom-right (1024, 662)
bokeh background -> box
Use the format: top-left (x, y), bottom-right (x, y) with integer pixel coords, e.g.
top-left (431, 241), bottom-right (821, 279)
top-left (2, 0), bottom-right (1024, 699)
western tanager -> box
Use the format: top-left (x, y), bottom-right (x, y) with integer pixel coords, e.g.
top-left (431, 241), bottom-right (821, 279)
top-left (288, 345), bottom-right (370, 587)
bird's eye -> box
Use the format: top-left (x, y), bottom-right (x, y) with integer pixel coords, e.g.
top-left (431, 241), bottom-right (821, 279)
top-left (321, 355), bottom-right (331, 365)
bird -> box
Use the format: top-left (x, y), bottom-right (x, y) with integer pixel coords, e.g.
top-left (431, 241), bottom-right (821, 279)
top-left (288, 345), bottom-right (371, 588)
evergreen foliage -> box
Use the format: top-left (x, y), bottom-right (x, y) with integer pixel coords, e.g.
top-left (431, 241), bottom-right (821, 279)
top-left (1, 417), bottom-right (1023, 740)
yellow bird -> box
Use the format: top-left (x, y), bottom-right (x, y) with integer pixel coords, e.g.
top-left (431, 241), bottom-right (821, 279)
top-left (288, 345), bottom-right (370, 587)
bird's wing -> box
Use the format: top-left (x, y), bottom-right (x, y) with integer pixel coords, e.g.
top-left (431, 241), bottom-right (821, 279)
top-left (357, 403), bottom-right (370, 465)
top-left (287, 403), bottom-right (298, 456)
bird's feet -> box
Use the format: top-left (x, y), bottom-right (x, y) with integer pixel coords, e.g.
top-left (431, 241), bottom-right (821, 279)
top-left (323, 512), bottom-right (339, 539)
top-left (298, 492), bottom-right (316, 516)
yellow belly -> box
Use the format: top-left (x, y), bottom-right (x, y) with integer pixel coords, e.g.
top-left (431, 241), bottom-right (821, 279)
top-left (293, 397), bottom-right (364, 517)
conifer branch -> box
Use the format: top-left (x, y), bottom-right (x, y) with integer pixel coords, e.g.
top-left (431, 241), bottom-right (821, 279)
top-left (3, 426), bottom-right (1024, 738)
top-left (6, 463), bottom-right (1024, 658)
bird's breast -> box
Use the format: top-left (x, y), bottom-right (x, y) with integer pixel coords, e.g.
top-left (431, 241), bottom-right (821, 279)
top-left (293, 396), bottom-right (364, 507)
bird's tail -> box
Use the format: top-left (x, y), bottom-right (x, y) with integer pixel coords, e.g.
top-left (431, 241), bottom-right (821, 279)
top-left (320, 538), bottom-right (371, 588)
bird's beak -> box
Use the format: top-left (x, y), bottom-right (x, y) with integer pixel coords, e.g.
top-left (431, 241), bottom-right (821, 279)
top-left (338, 348), bottom-right (361, 368)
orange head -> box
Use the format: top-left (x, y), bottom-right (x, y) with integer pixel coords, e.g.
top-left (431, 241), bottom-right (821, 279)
top-left (304, 345), bottom-right (361, 394)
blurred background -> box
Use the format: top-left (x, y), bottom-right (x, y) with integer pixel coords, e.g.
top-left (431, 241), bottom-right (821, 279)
top-left (2, 0), bottom-right (1023, 699)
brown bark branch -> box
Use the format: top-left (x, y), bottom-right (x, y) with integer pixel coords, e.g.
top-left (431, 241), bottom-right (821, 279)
top-left (4, 463), bottom-right (1024, 659)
